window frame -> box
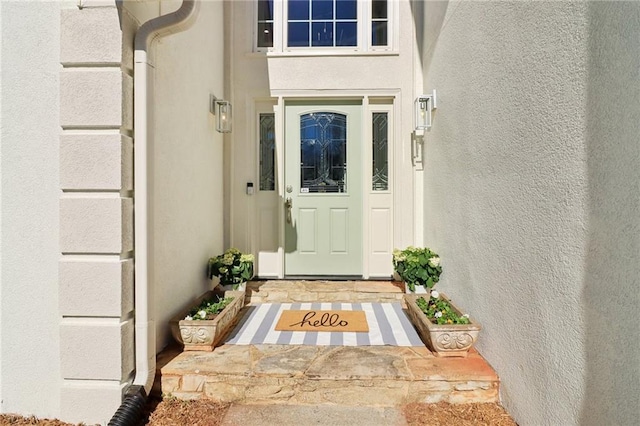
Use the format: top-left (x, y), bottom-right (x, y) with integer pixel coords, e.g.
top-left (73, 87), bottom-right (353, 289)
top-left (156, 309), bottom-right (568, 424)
top-left (253, 0), bottom-right (397, 55)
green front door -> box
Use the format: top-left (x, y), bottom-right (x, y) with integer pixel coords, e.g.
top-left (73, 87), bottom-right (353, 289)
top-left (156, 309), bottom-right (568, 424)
top-left (284, 101), bottom-right (363, 276)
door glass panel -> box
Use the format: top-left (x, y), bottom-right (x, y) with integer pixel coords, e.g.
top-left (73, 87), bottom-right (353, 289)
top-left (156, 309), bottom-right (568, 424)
top-left (259, 113), bottom-right (276, 191)
top-left (300, 112), bottom-right (347, 193)
top-left (372, 112), bottom-right (388, 191)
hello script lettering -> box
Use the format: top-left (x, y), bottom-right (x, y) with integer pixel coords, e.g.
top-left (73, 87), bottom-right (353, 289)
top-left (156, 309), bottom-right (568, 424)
top-left (289, 311), bottom-right (348, 328)
top-left (274, 310), bottom-right (370, 332)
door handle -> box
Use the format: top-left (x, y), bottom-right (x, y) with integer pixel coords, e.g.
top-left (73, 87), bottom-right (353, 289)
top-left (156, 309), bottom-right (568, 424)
top-left (285, 197), bottom-right (293, 224)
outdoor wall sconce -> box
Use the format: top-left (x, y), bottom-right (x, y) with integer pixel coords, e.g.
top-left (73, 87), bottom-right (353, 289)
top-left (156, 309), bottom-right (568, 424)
top-left (412, 130), bottom-right (425, 169)
top-left (414, 90), bottom-right (437, 132)
top-left (210, 94), bottom-right (232, 133)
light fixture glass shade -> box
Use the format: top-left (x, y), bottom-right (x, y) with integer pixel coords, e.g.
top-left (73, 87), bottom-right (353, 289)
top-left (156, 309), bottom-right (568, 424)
top-left (216, 100), bottom-right (232, 133)
top-left (415, 96), bottom-right (431, 130)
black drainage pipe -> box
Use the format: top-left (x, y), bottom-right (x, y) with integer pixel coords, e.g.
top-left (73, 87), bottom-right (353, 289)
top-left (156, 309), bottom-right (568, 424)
top-left (108, 385), bottom-right (147, 426)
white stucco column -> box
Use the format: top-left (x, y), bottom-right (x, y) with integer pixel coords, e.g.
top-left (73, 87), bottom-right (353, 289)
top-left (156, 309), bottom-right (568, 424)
top-left (58, 2), bottom-right (137, 423)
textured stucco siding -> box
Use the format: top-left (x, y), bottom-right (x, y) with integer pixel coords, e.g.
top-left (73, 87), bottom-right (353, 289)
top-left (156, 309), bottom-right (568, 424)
top-left (0, 0), bottom-right (64, 418)
top-left (579, 3), bottom-right (640, 424)
top-left (58, 1), bottom-right (138, 422)
top-left (419, 1), bottom-right (639, 425)
top-left (152, 0), bottom-right (226, 350)
top-left (1, 0), bottom-right (141, 422)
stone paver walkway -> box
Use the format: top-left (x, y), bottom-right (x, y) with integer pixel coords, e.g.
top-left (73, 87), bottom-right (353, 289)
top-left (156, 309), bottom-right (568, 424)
top-left (221, 404), bottom-right (407, 426)
top-left (156, 280), bottom-right (499, 409)
top-left (245, 280), bottom-right (405, 304)
top-left (156, 344), bottom-right (498, 406)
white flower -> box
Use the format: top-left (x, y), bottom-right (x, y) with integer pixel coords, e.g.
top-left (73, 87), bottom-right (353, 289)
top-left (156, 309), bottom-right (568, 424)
top-left (434, 311), bottom-right (443, 318)
top-left (184, 315), bottom-right (193, 320)
top-left (429, 257), bottom-right (441, 267)
top-left (462, 314), bottom-right (470, 319)
top-left (430, 290), bottom-right (440, 299)
top-left (198, 310), bottom-right (207, 319)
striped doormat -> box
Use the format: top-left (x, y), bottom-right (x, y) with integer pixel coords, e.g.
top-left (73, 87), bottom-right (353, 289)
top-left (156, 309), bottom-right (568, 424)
top-left (225, 302), bottom-right (424, 347)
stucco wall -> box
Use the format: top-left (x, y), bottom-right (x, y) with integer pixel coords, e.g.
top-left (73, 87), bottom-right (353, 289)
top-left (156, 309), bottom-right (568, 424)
top-left (152, 0), bottom-right (225, 350)
top-left (419, 1), bottom-right (639, 425)
top-left (0, 0), bottom-right (64, 418)
top-left (0, 1), bottom-right (3, 409)
top-left (579, 2), bottom-right (640, 424)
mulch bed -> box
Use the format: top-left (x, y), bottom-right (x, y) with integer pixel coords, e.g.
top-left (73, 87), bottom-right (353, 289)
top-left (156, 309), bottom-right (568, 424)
top-left (0, 415), bottom-right (78, 426)
top-left (1, 400), bottom-right (516, 425)
top-left (144, 397), bottom-right (229, 426)
top-left (403, 402), bottom-right (517, 426)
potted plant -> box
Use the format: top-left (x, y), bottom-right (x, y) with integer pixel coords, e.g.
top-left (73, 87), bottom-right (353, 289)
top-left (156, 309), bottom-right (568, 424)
top-left (404, 289), bottom-right (481, 357)
top-left (207, 248), bottom-right (254, 291)
top-left (392, 246), bottom-right (442, 293)
top-left (170, 289), bottom-right (246, 351)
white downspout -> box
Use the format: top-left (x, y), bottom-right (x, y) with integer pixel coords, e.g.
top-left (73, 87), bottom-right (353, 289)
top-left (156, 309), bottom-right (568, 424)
top-left (132, 0), bottom-right (199, 393)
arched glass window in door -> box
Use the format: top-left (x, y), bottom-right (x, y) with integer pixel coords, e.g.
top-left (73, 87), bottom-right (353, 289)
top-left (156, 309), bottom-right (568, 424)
top-left (300, 112), bottom-right (347, 193)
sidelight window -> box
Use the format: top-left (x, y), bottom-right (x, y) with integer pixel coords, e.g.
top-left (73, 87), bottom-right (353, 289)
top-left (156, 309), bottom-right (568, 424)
top-left (372, 112), bottom-right (388, 190)
top-left (259, 113), bottom-right (276, 191)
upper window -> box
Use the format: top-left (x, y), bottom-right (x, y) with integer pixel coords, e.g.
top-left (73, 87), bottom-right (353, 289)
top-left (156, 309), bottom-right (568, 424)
top-left (288, 0), bottom-right (357, 47)
top-left (257, 0), bottom-right (275, 48)
top-left (255, 0), bottom-right (393, 53)
top-left (371, 0), bottom-right (387, 46)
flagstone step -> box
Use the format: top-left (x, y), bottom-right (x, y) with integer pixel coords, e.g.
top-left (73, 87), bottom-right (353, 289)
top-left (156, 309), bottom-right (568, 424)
top-left (155, 344), bottom-right (499, 406)
top-left (246, 280), bottom-right (405, 304)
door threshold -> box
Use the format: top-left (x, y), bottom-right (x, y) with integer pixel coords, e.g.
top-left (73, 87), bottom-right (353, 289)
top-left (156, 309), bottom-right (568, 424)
top-left (281, 275), bottom-right (392, 281)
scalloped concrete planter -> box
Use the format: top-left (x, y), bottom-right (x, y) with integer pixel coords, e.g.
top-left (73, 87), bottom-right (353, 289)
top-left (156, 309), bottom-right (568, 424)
top-left (170, 290), bottom-right (245, 351)
top-left (404, 293), bottom-right (481, 357)
top-left (219, 281), bottom-right (246, 292)
top-left (392, 275), bottom-right (429, 294)
top-left (402, 282), bottom-right (429, 294)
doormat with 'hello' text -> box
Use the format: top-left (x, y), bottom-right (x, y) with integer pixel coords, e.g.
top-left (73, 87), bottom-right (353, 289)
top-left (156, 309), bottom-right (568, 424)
top-left (275, 310), bottom-right (369, 332)
top-left (225, 302), bottom-right (424, 347)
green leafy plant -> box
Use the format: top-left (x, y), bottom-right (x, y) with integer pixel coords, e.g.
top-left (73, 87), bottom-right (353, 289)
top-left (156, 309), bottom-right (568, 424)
top-left (207, 248), bottom-right (254, 288)
top-left (392, 246), bottom-right (442, 291)
top-left (184, 294), bottom-right (234, 320)
top-left (416, 290), bottom-right (470, 325)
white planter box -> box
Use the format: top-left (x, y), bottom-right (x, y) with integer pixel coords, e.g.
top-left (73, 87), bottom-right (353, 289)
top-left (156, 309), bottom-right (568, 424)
top-left (404, 293), bottom-right (481, 357)
top-left (170, 290), bottom-right (245, 351)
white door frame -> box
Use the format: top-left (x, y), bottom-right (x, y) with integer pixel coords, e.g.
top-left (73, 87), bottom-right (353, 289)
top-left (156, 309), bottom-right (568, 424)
top-left (250, 91), bottom-right (400, 279)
